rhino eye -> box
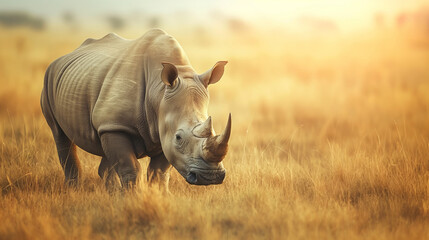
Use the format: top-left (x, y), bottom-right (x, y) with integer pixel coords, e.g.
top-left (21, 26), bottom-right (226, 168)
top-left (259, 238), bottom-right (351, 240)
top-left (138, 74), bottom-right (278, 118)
top-left (174, 132), bottom-right (186, 152)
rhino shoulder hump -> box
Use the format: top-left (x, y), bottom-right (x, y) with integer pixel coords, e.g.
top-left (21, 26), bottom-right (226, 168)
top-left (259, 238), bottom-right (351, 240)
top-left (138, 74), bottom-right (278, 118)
top-left (80, 32), bottom-right (125, 47)
top-left (80, 38), bottom-right (96, 46)
top-left (101, 32), bottom-right (123, 40)
top-left (146, 28), bottom-right (168, 36)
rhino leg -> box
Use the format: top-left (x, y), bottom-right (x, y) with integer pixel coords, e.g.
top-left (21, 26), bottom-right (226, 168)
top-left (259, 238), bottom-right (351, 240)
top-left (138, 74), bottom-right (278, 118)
top-left (147, 153), bottom-right (172, 193)
top-left (52, 131), bottom-right (82, 187)
top-left (41, 94), bottom-right (81, 186)
top-left (98, 157), bottom-right (121, 191)
top-left (57, 135), bottom-right (82, 186)
top-left (100, 132), bottom-right (141, 189)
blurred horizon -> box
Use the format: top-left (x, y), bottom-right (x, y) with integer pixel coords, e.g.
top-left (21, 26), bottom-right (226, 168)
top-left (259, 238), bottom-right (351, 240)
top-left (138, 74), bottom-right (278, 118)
top-left (1, 0), bottom-right (429, 34)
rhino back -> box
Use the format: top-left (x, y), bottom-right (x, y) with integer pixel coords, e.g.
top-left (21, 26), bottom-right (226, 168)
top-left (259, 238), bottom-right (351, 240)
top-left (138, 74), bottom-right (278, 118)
top-left (43, 29), bottom-right (191, 157)
top-left (44, 33), bottom-right (142, 155)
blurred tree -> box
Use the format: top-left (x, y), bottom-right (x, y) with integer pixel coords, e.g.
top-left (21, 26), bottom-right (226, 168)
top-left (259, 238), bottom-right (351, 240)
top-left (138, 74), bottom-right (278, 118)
top-left (61, 11), bottom-right (79, 31)
top-left (106, 15), bottom-right (126, 30)
top-left (374, 12), bottom-right (385, 28)
top-left (227, 18), bottom-right (249, 33)
top-left (0, 11), bottom-right (45, 30)
top-left (148, 16), bottom-right (161, 28)
top-left (298, 16), bottom-right (338, 33)
top-left (396, 6), bottom-right (429, 34)
top-left (62, 11), bottom-right (75, 25)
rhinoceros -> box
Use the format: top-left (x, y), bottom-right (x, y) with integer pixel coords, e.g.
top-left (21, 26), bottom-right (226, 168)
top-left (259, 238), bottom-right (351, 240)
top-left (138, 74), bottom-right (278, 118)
top-left (40, 29), bottom-right (231, 190)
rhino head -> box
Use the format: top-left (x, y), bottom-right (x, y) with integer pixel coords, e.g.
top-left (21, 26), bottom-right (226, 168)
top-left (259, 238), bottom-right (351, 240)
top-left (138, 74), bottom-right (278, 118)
top-left (158, 61), bottom-right (231, 185)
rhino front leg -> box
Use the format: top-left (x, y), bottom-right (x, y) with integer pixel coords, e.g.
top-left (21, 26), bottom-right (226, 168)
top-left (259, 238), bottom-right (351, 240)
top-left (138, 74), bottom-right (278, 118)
top-left (100, 132), bottom-right (141, 189)
top-left (147, 153), bottom-right (172, 193)
top-left (98, 157), bottom-right (121, 191)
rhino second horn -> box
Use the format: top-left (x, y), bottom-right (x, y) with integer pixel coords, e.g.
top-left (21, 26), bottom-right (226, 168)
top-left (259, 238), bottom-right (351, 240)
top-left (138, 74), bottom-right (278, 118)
top-left (192, 116), bottom-right (214, 137)
top-left (202, 113), bottom-right (232, 162)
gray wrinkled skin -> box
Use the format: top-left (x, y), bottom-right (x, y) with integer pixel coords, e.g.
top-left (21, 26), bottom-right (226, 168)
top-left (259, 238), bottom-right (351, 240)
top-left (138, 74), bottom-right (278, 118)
top-left (40, 29), bottom-right (231, 191)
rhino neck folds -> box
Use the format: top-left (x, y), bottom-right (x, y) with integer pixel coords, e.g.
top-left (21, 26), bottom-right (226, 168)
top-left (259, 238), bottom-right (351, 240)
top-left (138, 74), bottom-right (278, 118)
top-left (136, 109), bottom-right (163, 157)
top-left (136, 91), bottom-right (163, 156)
top-left (164, 77), bottom-right (183, 101)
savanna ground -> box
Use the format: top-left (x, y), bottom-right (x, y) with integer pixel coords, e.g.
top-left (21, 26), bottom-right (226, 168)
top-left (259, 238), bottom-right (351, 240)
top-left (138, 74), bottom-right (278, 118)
top-left (1, 23), bottom-right (429, 239)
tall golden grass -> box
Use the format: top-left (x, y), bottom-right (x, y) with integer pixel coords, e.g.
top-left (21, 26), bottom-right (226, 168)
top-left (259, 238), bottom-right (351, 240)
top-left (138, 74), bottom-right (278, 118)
top-left (1, 25), bottom-right (429, 239)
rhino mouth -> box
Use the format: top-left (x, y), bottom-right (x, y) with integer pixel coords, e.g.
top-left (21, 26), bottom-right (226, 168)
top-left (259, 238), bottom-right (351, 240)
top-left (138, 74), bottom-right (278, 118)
top-left (186, 172), bottom-right (198, 184)
top-left (186, 168), bottom-right (226, 185)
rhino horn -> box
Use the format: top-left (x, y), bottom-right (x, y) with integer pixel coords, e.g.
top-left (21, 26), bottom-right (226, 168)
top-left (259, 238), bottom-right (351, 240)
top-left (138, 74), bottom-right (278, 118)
top-left (217, 113), bottom-right (232, 146)
top-left (202, 113), bottom-right (232, 162)
top-left (192, 116), bottom-right (214, 137)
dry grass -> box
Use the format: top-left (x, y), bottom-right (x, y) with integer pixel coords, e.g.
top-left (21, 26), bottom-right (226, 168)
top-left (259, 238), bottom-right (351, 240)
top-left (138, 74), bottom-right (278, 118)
top-left (1, 25), bottom-right (429, 239)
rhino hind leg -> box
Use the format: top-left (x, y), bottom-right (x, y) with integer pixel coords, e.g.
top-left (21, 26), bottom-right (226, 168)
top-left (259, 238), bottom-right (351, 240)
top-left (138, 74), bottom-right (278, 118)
top-left (41, 96), bottom-right (81, 186)
top-left (147, 153), bottom-right (172, 193)
top-left (46, 125), bottom-right (81, 187)
top-left (98, 157), bottom-right (121, 191)
top-left (100, 132), bottom-right (141, 189)
top-left (56, 134), bottom-right (81, 187)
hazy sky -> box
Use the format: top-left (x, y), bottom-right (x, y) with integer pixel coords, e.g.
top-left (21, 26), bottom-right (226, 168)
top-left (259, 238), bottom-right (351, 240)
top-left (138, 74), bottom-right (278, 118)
top-left (1, 0), bottom-right (427, 30)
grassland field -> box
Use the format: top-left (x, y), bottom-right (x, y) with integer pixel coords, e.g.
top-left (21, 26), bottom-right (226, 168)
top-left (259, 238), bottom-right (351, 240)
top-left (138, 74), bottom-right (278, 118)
top-left (0, 26), bottom-right (429, 239)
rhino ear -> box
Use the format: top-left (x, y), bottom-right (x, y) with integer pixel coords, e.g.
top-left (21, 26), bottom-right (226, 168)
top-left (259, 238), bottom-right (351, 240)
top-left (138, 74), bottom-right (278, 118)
top-left (199, 61), bottom-right (228, 87)
top-left (161, 62), bottom-right (178, 86)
